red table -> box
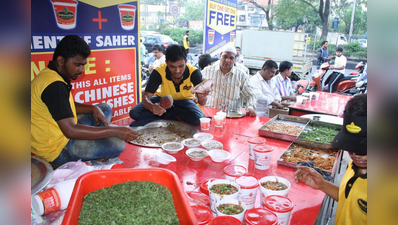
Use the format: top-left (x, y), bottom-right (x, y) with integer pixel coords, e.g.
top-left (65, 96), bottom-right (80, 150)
top-left (116, 108), bottom-right (326, 224)
top-left (289, 91), bottom-right (352, 117)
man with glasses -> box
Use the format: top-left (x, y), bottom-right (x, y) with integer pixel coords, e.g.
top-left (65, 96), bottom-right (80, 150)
top-left (201, 46), bottom-right (256, 116)
top-left (272, 61), bottom-right (297, 101)
top-left (249, 59), bottom-right (284, 117)
top-left (148, 44), bottom-right (166, 74)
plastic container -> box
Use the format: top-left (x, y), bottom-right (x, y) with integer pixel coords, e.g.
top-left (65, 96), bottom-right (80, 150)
top-left (244, 207), bottom-right (278, 225)
top-left (235, 175), bottom-right (259, 210)
top-left (187, 191), bottom-right (210, 207)
top-left (208, 179), bottom-right (240, 214)
top-left (208, 150), bottom-right (231, 163)
top-left (248, 137), bottom-right (266, 160)
top-left (181, 138), bottom-right (202, 149)
top-left (193, 132), bottom-right (214, 141)
top-left (223, 165), bottom-right (247, 181)
top-left (201, 140), bottom-right (223, 150)
top-left (216, 111), bottom-right (227, 124)
top-left (156, 151), bottom-right (177, 165)
top-left (253, 145), bottom-right (273, 170)
top-left (200, 118), bottom-right (211, 130)
top-left (263, 195), bottom-right (294, 225)
top-left (186, 148), bottom-right (209, 161)
top-left (258, 176), bottom-right (291, 208)
top-left (62, 168), bottom-right (197, 225)
top-left (215, 198), bottom-right (246, 222)
top-left (31, 178), bottom-right (77, 215)
top-left (200, 178), bottom-right (216, 195)
top-left (209, 215), bottom-right (242, 225)
top-left (191, 205), bottom-right (213, 225)
top-left (162, 142), bottom-right (184, 154)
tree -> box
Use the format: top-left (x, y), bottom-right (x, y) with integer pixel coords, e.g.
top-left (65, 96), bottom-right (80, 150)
top-left (298, 0), bottom-right (331, 40)
top-left (174, 0), bottom-right (205, 28)
top-left (243, 0), bottom-right (275, 30)
top-left (276, 0), bottom-right (321, 33)
top-left (332, 0), bottom-right (367, 36)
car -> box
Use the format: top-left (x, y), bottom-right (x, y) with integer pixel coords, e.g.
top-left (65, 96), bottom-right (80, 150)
top-left (142, 34), bottom-right (178, 54)
top-left (140, 31), bottom-right (160, 39)
top-left (357, 39), bottom-right (367, 48)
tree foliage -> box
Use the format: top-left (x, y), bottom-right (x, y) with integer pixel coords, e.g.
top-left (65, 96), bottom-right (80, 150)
top-left (298, 0), bottom-right (331, 40)
top-left (276, 0), bottom-right (321, 33)
top-left (175, 0), bottom-right (205, 28)
top-left (331, 0), bottom-right (367, 36)
top-left (243, 0), bottom-right (275, 30)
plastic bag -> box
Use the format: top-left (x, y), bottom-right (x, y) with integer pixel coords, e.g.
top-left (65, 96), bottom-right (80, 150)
top-left (47, 160), bottom-right (90, 187)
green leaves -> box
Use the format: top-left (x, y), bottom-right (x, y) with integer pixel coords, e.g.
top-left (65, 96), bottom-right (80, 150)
top-left (78, 181), bottom-right (179, 225)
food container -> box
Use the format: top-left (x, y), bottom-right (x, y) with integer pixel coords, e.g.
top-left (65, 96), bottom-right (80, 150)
top-left (216, 111), bottom-right (227, 124)
top-left (215, 198), bottom-right (246, 222)
top-left (187, 191), bottom-right (210, 207)
top-left (263, 195), bottom-right (294, 225)
top-left (258, 115), bottom-right (310, 142)
top-left (258, 176), bottom-right (291, 208)
top-left (223, 165), bottom-right (247, 181)
top-left (181, 138), bottom-right (202, 149)
top-left (247, 137), bottom-right (266, 160)
top-left (156, 151), bottom-right (177, 165)
top-left (191, 205), bottom-right (213, 225)
top-left (200, 178), bottom-right (216, 195)
top-left (253, 145), bottom-right (273, 170)
top-left (208, 150), bottom-right (231, 163)
top-left (186, 148), bottom-right (209, 162)
top-left (213, 115), bottom-right (224, 127)
top-left (235, 175), bottom-right (259, 210)
top-left (201, 140), bottom-right (223, 150)
top-left (208, 179), bottom-right (240, 214)
top-left (62, 168), bottom-right (197, 224)
top-left (209, 215), bottom-right (243, 225)
top-left (200, 118), bottom-right (211, 130)
top-left (162, 142), bottom-right (184, 154)
top-left (244, 207), bottom-right (278, 225)
top-left (295, 120), bottom-right (342, 150)
top-left (193, 132), bottom-right (214, 141)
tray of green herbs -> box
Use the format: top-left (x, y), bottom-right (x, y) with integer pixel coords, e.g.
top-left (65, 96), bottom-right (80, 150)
top-left (78, 181), bottom-right (179, 225)
top-left (296, 120), bottom-right (342, 149)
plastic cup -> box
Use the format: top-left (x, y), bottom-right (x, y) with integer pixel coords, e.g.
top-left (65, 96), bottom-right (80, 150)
top-left (248, 137), bottom-right (266, 160)
top-left (253, 145), bottom-right (273, 170)
top-left (208, 179), bottom-right (240, 214)
top-left (245, 208), bottom-right (278, 225)
top-left (235, 175), bottom-right (259, 210)
top-left (296, 96), bottom-right (306, 105)
top-left (258, 176), bottom-right (291, 208)
top-left (118, 5), bottom-right (136, 30)
top-left (216, 111), bottom-right (226, 124)
top-left (215, 198), bottom-right (246, 222)
top-left (263, 195), bottom-right (294, 225)
top-left (223, 165), bottom-right (247, 181)
top-left (51, 0), bottom-right (78, 30)
top-left (213, 115), bottom-right (223, 128)
top-left (200, 118), bottom-right (211, 130)
top-left (313, 92), bottom-right (320, 100)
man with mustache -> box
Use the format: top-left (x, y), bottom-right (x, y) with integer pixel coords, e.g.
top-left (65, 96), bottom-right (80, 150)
top-left (31, 35), bottom-right (138, 167)
top-left (295, 94), bottom-right (367, 224)
top-left (129, 44), bottom-right (208, 126)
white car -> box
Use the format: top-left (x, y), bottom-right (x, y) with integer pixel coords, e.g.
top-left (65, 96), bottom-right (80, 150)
top-left (357, 39), bottom-right (367, 48)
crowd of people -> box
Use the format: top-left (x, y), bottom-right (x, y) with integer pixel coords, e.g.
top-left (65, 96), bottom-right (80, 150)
top-left (31, 35), bottom-right (367, 224)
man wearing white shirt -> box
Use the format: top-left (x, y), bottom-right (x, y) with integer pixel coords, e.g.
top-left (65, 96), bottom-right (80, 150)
top-left (148, 44), bottom-right (166, 74)
top-left (249, 60), bottom-right (284, 117)
top-left (324, 47), bottom-right (347, 92)
top-left (201, 46), bottom-right (256, 116)
top-left (272, 61), bottom-right (296, 101)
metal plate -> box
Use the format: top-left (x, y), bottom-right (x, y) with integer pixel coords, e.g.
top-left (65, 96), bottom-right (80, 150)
top-left (226, 110), bottom-right (246, 118)
top-left (296, 120), bottom-right (342, 149)
top-left (258, 114), bottom-right (310, 142)
top-left (130, 120), bottom-right (199, 147)
top-left (31, 157), bottom-right (53, 196)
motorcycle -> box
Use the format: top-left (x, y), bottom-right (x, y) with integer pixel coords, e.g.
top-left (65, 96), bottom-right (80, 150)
top-left (309, 62), bottom-right (357, 94)
top-left (141, 61), bottom-right (150, 88)
top-left (347, 61), bottom-right (367, 95)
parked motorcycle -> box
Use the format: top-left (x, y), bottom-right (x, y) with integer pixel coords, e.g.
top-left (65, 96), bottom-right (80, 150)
top-left (308, 62), bottom-right (357, 94)
top-left (141, 62), bottom-right (150, 88)
top-left (347, 62), bottom-right (367, 95)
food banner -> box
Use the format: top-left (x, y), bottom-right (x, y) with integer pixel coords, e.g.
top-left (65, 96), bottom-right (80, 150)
top-left (31, 0), bottom-right (140, 122)
top-left (203, 0), bottom-right (237, 57)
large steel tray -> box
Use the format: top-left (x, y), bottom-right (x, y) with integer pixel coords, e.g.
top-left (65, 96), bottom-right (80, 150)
top-left (277, 142), bottom-right (341, 176)
top-left (130, 120), bottom-right (199, 147)
top-left (31, 156), bottom-right (53, 196)
top-left (258, 114), bottom-right (310, 142)
top-left (295, 120), bottom-right (342, 150)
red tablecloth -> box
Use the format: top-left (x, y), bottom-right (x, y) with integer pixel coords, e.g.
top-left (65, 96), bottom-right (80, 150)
top-left (118, 108), bottom-right (326, 224)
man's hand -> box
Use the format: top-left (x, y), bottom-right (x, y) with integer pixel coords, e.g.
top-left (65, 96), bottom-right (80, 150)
top-left (93, 105), bottom-right (108, 126)
top-left (152, 103), bottom-right (166, 116)
top-left (116, 127), bottom-right (138, 142)
top-left (246, 108), bottom-right (256, 117)
top-left (294, 166), bottom-right (325, 190)
top-left (326, 55), bottom-right (333, 60)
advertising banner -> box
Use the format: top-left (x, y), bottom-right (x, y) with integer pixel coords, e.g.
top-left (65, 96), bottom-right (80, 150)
top-left (31, 0), bottom-right (140, 122)
top-left (203, 0), bottom-right (237, 57)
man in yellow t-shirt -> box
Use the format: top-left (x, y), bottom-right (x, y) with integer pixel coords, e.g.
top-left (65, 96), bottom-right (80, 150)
top-left (129, 45), bottom-right (209, 126)
top-left (183, 30), bottom-right (190, 54)
top-left (295, 94), bottom-right (367, 224)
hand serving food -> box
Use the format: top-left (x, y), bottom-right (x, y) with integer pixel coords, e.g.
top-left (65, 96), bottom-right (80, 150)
top-left (192, 78), bottom-right (214, 94)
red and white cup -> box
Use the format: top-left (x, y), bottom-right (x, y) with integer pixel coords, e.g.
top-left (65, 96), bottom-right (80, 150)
top-left (253, 144), bottom-right (273, 170)
top-left (245, 207), bottom-right (278, 225)
top-left (118, 5), bottom-right (136, 30)
top-left (223, 165), bottom-right (247, 181)
top-left (235, 175), bottom-right (259, 210)
top-left (263, 195), bottom-right (294, 225)
top-left (248, 137), bottom-right (266, 160)
top-left (51, 0), bottom-right (78, 29)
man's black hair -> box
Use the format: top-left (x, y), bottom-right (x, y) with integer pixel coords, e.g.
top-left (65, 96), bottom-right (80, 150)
top-left (186, 30), bottom-right (189, 34)
top-left (262, 59), bottom-right (278, 70)
top-left (336, 47), bottom-right (343, 52)
top-left (235, 46), bottom-right (241, 50)
top-left (321, 40), bottom-right (328, 46)
top-left (279, 61), bottom-right (293, 73)
top-left (345, 94), bottom-right (367, 117)
top-left (53, 35), bottom-right (91, 61)
top-left (152, 44), bottom-right (163, 52)
top-left (165, 44), bottom-right (186, 62)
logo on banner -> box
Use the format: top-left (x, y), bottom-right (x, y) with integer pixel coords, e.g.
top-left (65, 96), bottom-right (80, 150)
top-left (207, 1), bottom-right (236, 35)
